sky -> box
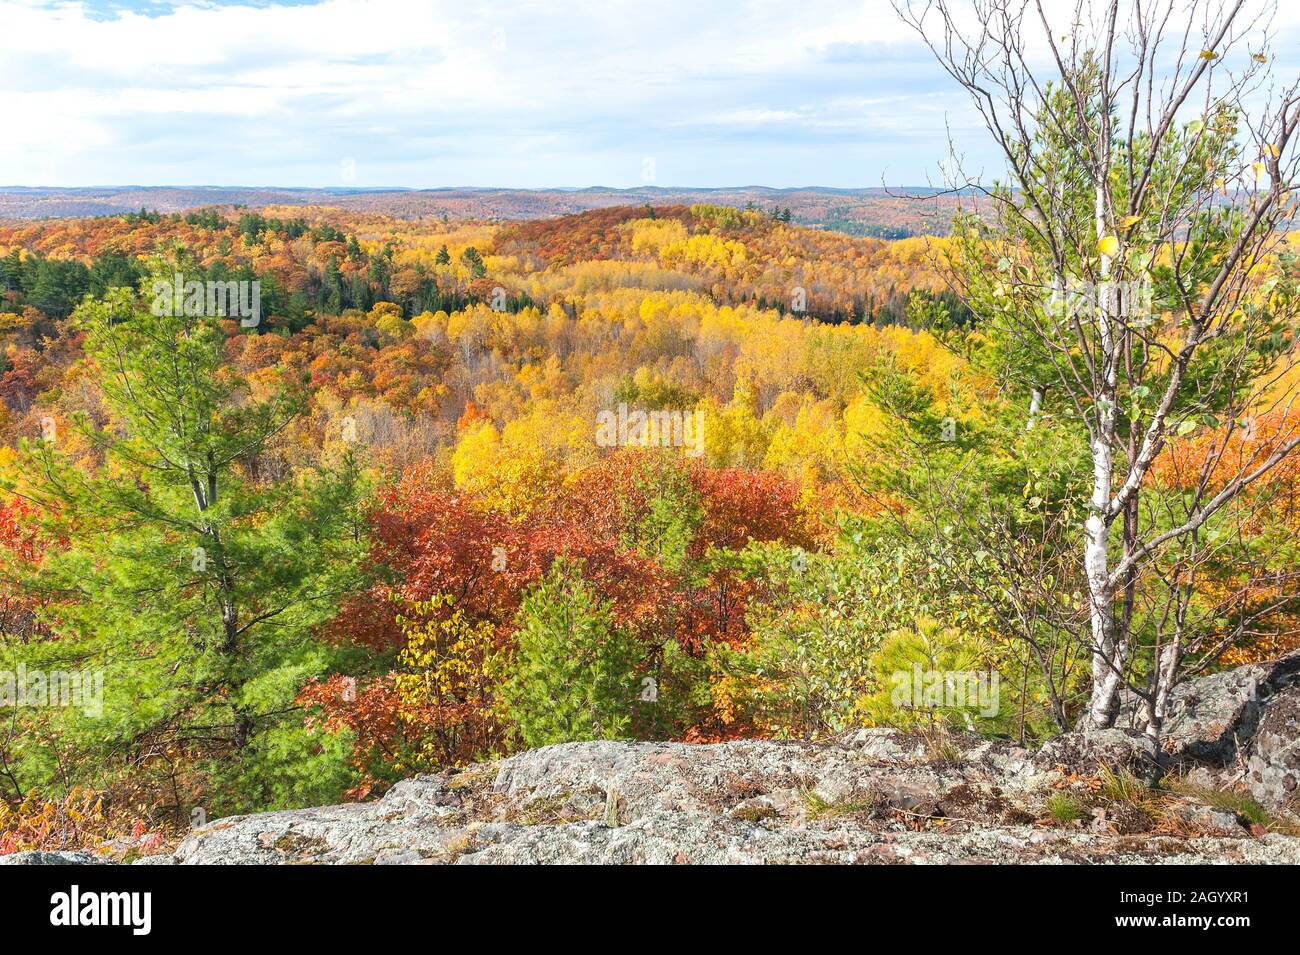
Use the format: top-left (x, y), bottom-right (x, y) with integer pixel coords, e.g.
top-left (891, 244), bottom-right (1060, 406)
top-left (2, 0), bottom-right (1298, 189)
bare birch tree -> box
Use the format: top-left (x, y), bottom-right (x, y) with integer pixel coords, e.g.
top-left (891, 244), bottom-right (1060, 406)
top-left (896, 0), bottom-right (1300, 741)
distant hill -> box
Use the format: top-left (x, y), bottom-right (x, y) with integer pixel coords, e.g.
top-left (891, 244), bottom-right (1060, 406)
top-left (0, 185), bottom-right (976, 237)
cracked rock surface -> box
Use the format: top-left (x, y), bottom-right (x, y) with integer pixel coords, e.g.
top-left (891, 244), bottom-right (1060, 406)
top-left (138, 721), bottom-right (1300, 864)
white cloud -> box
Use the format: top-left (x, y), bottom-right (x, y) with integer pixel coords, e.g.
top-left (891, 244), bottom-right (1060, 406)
top-left (1, 0), bottom-right (1296, 187)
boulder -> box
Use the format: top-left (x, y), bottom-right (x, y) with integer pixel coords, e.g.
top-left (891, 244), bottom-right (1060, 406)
top-left (1113, 652), bottom-right (1300, 760)
top-left (1032, 728), bottom-right (1158, 777)
top-left (1112, 651), bottom-right (1300, 806)
top-left (1236, 682), bottom-right (1300, 806)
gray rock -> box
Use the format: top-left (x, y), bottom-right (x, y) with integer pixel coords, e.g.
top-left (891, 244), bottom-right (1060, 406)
top-left (1109, 652), bottom-right (1300, 807)
top-left (1115, 651), bottom-right (1300, 764)
top-left (1032, 728), bottom-right (1158, 777)
top-left (1161, 799), bottom-right (1243, 836)
top-left (0, 850), bottom-right (105, 865)
top-left (1236, 682), bottom-right (1300, 807)
top-left (142, 724), bottom-right (1299, 864)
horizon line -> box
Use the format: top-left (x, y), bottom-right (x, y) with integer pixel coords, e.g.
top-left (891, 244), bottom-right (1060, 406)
top-left (0, 184), bottom-right (964, 195)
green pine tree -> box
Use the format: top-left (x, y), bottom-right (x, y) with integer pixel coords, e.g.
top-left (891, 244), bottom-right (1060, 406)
top-left (460, 246), bottom-right (487, 280)
top-left (502, 557), bottom-right (637, 748)
top-left (2, 267), bottom-right (368, 812)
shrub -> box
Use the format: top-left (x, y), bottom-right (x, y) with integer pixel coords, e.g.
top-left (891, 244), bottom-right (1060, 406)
top-left (0, 789), bottom-right (106, 854)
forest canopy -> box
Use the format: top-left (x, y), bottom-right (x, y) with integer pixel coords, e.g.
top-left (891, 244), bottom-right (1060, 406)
top-left (0, 189), bottom-right (1296, 843)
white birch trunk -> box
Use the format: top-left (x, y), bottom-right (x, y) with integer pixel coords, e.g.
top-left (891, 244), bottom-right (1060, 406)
top-left (1084, 454), bottom-right (1121, 727)
top-left (1085, 183), bottom-right (1123, 728)
top-left (1026, 387), bottom-right (1043, 430)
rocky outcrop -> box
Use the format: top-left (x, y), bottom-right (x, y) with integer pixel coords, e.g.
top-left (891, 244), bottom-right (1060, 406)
top-left (1032, 727), bottom-right (1158, 777)
top-left (6, 655), bottom-right (1300, 865)
top-left (137, 723), bottom-right (1300, 864)
top-left (1115, 652), bottom-right (1300, 805)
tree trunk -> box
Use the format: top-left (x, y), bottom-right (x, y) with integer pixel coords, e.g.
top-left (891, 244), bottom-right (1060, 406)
top-left (1085, 181), bottom-right (1123, 730)
top-left (1026, 387), bottom-right (1043, 430)
top-left (1142, 641), bottom-right (1179, 743)
top-left (1084, 484), bottom-right (1121, 728)
top-left (221, 595), bottom-right (251, 751)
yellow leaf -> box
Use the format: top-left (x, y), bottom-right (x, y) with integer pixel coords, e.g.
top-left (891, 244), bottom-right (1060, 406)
top-left (1266, 144), bottom-right (1280, 159)
top-left (1199, 50), bottom-right (1219, 60)
top-left (1252, 53), bottom-right (1268, 64)
top-left (1097, 235), bottom-right (1119, 258)
top-left (1120, 214), bottom-right (1141, 230)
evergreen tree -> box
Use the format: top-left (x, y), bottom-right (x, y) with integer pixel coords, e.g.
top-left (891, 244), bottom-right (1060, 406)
top-left (323, 256), bottom-right (344, 314)
top-left (367, 246), bottom-right (392, 297)
top-left (502, 557), bottom-right (637, 748)
top-left (460, 246), bottom-right (487, 280)
top-left (3, 268), bottom-right (368, 812)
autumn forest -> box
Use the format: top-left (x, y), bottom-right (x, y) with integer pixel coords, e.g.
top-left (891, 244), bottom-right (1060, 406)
top-left (2, 0), bottom-right (1300, 866)
top-left (0, 183), bottom-right (1296, 847)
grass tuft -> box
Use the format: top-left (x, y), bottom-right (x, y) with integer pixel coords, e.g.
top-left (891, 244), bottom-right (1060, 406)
top-left (802, 790), bottom-right (876, 820)
top-left (1099, 765), bottom-right (1150, 807)
top-left (1165, 777), bottom-right (1300, 835)
top-left (1046, 792), bottom-right (1084, 825)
